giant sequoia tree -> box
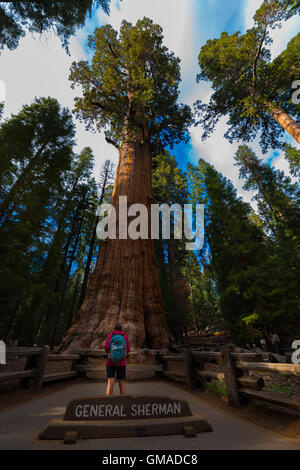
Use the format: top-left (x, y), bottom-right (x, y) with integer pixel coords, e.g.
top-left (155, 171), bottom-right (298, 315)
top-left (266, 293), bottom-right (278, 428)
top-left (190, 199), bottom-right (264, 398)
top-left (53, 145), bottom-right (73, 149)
top-left (195, 0), bottom-right (300, 150)
top-left (59, 18), bottom-right (191, 351)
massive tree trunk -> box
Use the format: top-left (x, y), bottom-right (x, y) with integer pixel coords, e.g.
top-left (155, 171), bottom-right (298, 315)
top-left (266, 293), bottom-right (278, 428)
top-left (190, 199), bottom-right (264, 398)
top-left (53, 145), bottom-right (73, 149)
top-left (266, 103), bottom-right (300, 144)
top-left (58, 128), bottom-right (172, 351)
top-left (249, 90), bottom-right (300, 145)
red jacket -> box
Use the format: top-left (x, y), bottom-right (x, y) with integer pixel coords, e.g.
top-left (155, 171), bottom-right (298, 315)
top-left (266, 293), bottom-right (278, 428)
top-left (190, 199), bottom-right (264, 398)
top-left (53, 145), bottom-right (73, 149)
top-left (104, 330), bottom-right (130, 366)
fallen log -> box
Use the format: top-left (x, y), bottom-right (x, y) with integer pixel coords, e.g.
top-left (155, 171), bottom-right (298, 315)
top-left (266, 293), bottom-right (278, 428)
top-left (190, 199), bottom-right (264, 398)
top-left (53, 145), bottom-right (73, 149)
top-left (235, 361), bottom-right (300, 376)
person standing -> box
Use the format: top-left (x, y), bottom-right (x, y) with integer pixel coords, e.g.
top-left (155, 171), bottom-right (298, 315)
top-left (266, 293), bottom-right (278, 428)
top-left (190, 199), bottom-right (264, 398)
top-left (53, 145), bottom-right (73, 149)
top-left (104, 322), bottom-right (130, 395)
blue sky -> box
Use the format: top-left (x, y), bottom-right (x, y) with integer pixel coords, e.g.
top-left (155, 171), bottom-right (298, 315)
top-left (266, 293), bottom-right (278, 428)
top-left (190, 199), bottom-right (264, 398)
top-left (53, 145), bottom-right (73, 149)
top-left (0, 0), bottom-right (299, 207)
top-left (82, 0), bottom-right (299, 181)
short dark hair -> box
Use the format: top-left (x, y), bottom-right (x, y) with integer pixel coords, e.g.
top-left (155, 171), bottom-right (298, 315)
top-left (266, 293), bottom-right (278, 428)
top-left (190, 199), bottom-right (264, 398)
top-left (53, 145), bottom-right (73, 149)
top-left (115, 322), bottom-right (122, 331)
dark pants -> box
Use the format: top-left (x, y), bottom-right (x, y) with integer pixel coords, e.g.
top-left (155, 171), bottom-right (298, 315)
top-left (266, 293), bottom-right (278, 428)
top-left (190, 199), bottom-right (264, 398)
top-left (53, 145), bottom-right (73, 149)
top-left (106, 365), bottom-right (126, 380)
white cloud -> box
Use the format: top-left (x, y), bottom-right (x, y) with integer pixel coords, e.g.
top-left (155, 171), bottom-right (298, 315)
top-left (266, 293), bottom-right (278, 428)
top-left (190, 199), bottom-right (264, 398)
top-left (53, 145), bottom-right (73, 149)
top-left (0, 80), bottom-right (5, 102)
top-left (97, 0), bottom-right (198, 97)
top-left (244, 0), bottom-right (263, 30)
top-left (188, 0), bottom-right (299, 208)
top-left (189, 117), bottom-right (259, 206)
top-left (0, 0), bottom-right (197, 179)
top-left (269, 16), bottom-right (299, 60)
top-left (0, 0), bottom-right (298, 205)
top-left (244, 0), bottom-right (299, 59)
top-left (272, 152), bottom-right (290, 175)
top-left (0, 29), bottom-right (119, 178)
top-left (271, 150), bottom-right (298, 186)
top-left (97, 0), bottom-right (195, 59)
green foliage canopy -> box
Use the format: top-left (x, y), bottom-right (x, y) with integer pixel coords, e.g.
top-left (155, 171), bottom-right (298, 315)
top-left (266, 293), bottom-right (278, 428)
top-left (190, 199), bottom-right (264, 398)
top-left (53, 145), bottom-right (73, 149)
top-left (195, 0), bottom-right (300, 151)
top-left (70, 17), bottom-right (192, 147)
top-left (0, 0), bottom-right (112, 52)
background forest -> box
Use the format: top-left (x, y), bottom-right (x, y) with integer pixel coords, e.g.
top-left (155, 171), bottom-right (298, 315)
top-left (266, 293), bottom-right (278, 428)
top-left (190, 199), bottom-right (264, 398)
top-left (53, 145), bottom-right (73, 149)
top-left (0, 0), bottom-right (299, 350)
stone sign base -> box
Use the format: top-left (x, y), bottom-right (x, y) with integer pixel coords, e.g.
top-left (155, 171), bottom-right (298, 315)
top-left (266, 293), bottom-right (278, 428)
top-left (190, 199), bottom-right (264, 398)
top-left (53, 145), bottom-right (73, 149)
top-left (39, 415), bottom-right (212, 440)
top-left (38, 395), bottom-right (213, 441)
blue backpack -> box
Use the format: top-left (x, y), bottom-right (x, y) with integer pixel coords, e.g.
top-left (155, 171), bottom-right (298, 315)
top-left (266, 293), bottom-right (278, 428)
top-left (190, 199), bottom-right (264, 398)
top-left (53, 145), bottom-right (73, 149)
top-left (109, 334), bottom-right (127, 364)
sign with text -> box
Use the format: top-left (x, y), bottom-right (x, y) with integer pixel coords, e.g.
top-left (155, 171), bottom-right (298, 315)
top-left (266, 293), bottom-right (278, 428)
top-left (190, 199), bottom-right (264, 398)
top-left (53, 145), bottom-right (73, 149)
top-left (64, 395), bottom-right (192, 421)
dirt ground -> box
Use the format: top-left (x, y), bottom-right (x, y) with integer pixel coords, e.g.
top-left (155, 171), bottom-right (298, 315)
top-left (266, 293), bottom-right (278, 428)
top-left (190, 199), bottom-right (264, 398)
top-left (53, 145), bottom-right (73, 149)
top-left (0, 356), bottom-right (299, 442)
top-left (0, 373), bottom-right (299, 442)
top-left (162, 376), bottom-right (300, 442)
top-left (0, 356), bottom-right (158, 412)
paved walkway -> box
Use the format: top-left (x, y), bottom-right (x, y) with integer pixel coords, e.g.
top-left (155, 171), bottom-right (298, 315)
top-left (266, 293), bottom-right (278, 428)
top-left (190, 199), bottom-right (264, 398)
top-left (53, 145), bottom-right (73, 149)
top-left (0, 380), bottom-right (299, 450)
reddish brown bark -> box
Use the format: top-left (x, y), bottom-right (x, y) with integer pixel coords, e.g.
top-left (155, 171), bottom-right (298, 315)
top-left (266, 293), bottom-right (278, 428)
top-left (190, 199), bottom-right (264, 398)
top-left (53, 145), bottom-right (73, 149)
top-left (58, 129), bottom-right (172, 352)
top-left (266, 103), bottom-right (300, 144)
top-left (248, 89), bottom-right (300, 145)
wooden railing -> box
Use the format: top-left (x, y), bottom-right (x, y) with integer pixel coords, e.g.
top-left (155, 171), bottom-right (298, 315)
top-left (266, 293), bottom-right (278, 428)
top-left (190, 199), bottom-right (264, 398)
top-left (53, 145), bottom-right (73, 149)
top-left (156, 345), bottom-right (300, 412)
top-left (0, 346), bottom-right (80, 392)
top-left (0, 347), bottom-right (163, 392)
top-left (1, 346), bottom-right (299, 413)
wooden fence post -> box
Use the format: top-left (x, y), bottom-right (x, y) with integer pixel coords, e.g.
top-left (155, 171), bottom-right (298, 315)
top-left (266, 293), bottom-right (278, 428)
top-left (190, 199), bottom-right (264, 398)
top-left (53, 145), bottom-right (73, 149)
top-left (21, 354), bottom-right (35, 389)
top-left (184, 348), bottom-right (196, 390)
top-left (32, 345), bottom-right (50, 392)
top-left (194, 355), bottom-right (205, 387)
top-left (220, 345), bottom-right (241, 408)
top-left (154, 351), bottom-right (165, 378)
top-left (72, 353), bottom-right (88, 378)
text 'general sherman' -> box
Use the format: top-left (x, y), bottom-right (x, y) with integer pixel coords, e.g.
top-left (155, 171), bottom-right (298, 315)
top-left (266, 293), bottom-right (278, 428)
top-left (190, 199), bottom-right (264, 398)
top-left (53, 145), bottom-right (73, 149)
top-left (75, 401), bottom-right (182, 418)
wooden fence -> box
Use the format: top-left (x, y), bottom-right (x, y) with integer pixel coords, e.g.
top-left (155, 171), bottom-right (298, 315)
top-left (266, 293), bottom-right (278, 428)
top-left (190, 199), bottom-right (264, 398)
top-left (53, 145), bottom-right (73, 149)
top-left (156, 345), bottom-right (300, 412)
top-left (0, 345), bottom-right (299, 413)
top-left (0, 347), bottom-right (162, 392)
top-left (0, 347), bottom-right (80, 392)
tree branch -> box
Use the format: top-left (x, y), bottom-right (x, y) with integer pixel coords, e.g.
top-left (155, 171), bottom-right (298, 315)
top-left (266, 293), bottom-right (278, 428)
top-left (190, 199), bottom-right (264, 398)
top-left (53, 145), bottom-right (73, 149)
top-left (252, 18), bottom-right (268, 91)
top-left (105, 137), bottom-right (120, 150)
top-left (105, 38), bottom-right (118, 59)
top-left (91, 101), bottom-right (107, 112)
